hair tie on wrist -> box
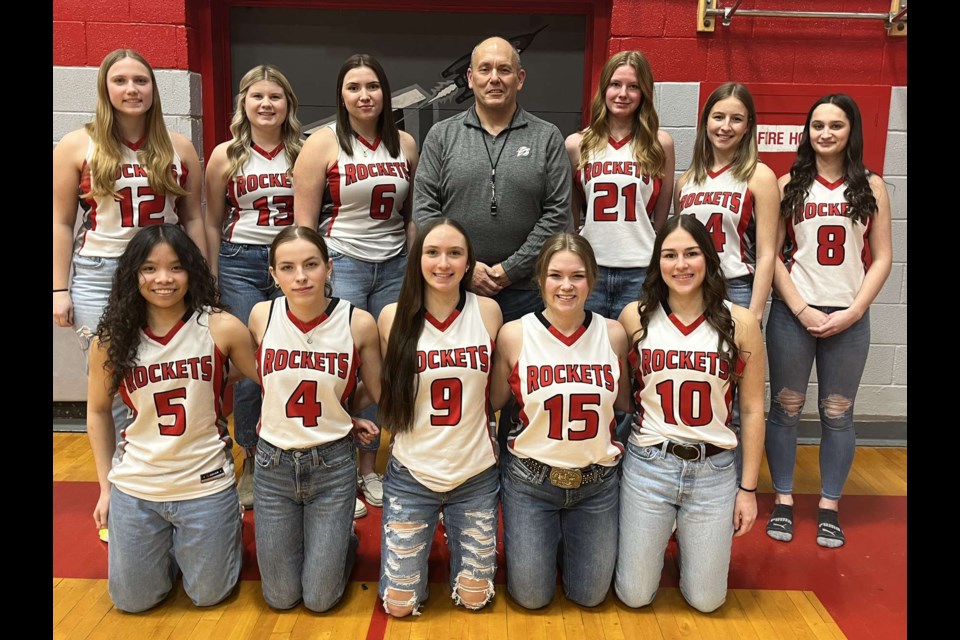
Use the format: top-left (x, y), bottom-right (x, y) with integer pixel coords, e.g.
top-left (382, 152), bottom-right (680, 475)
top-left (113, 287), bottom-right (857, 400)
top-left (738, 484), bottom-right (757, 493)
top-left (793, 304), bottom-right (808, 317)
top-left (53, 288), bottom-right (69, 293)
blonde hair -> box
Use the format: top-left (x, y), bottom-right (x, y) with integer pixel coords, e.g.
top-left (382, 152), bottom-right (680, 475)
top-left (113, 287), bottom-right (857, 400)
top-left (684, 82), bottom-right (759, 184)
top-left (535, 233), bottom-right (599, 296)
top-left (224, 65), bottom-right (303, 181)
top-left (579, 51), bottom-right (666, 178)
top-left (81, 49), bottom-right (187, 200)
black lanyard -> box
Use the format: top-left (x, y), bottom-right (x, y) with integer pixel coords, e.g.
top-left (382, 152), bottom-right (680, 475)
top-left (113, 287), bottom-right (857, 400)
top-left (480, 108), bottom-right (519, 216)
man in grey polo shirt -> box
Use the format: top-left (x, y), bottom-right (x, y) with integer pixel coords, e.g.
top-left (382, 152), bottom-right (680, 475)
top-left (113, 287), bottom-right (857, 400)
top-left (414, 35), bottom-right (572, 323)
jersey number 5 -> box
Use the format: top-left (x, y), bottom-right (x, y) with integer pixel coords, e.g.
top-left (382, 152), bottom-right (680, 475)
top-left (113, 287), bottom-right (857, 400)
top-left (544, 393), bottom-right (601, 441)
top-left (155, 388), bottom-right (187, 436)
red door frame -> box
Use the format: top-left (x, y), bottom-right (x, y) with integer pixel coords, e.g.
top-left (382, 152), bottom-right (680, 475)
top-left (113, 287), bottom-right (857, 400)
top-left (195, 0), bottom-right (611, 159)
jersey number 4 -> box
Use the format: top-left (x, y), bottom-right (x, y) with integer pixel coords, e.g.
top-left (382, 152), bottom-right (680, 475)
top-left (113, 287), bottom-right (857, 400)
top-left (286, 380), bottom-right (324, 427)
top-left (544, 393), bottom-right (602, 441)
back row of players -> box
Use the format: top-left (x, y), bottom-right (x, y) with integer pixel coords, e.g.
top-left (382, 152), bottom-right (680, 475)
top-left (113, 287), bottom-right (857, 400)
top-left (52, 46), bottom-right (892, 615)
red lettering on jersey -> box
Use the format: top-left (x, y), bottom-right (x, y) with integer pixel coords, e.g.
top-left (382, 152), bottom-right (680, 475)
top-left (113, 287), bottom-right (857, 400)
top-left (344, 164), bottom-right (357, 186)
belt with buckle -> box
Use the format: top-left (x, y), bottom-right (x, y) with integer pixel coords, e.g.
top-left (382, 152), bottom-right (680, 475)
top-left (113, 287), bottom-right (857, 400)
top-left (516, 456), bottom-right (607, 489)
top-left (661, 440), bottom-right (728, 461)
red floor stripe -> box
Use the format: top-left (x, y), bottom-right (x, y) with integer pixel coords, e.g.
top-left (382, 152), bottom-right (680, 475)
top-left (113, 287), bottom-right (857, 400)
top-left (54, 482), bottom-right (905, 640)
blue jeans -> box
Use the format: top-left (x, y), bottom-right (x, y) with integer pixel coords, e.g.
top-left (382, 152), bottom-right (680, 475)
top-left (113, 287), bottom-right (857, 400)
top-left (764, 299), bottom-right (870, 501)
top-left (108, 484), bottom-right (242, 612)
top-left (724, 275), bottom-right (754, 477)
top-left (71, 254), bottom-right (131, 443)
top-left (218, 241), bottom-right (282, 449)
top-left (585, 266), bottom-right (647, 320)
top-left (328, 248), bottom-right (406, 452)
top-left (253, 436), bottom-right (359, 612)
top-left (379, 457), bottom-right (499, 614)
top-left (500, 451), bottom-right (619, 609)
top-left (616, 442), bottom-right (737, 613)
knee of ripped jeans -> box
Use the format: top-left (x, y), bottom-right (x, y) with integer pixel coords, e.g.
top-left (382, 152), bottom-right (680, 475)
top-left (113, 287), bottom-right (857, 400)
top-left (772, 388), bottom-right (805, 419)
top-left (75, 324), bottom-right (95, 353)
top-left (820, 394), bottom-right (854, 424)
top-left (451, 574), bottom-right (495, 611)
top-left (382, 587), bottom-right (421, 617)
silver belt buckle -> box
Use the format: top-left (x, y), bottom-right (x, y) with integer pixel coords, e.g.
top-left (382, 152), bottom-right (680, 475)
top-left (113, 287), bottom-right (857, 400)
top-left (549, 467), bottom-right (583, 489)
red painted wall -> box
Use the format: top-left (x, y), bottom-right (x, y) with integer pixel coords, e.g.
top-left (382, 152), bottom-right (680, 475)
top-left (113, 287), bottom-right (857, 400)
top-left (53, 0), bottom-right (200, 71)
top-left (607, 0), bottom-right (906, 86)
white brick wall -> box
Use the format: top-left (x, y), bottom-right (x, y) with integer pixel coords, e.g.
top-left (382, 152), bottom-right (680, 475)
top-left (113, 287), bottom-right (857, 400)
top-left (657, 82), bottom-right (907, 421)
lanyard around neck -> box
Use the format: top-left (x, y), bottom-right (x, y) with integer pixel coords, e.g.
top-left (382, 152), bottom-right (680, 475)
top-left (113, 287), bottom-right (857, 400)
top-left (479, 108), bottom-right (519, 216)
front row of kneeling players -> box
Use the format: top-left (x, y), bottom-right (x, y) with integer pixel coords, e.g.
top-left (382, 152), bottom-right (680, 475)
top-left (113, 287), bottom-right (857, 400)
top-left (87, 215), bottom-right (763, 616)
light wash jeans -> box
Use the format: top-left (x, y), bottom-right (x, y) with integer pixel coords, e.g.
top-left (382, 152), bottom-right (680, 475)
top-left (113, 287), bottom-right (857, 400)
top-left (71, 253), bottom-right (131, 443)
top-left (217, 241), bottom-right (282, 449)
top-left (379, 457), bottom-right (499, 614)
top-left (500, 451), bottom-right (619, 609)
top-left (253, 436), bottom-right (359, 612)
top-left (107, 484), bottom-right (243, 612)
top-left (585, 265), bottom-right (647, 320)
top-left (328, 248), bottom-right (406, 452)
top-left (615, 441), bottom-right (737, 613)
top-left (764, 299), bottom-right (870, 501)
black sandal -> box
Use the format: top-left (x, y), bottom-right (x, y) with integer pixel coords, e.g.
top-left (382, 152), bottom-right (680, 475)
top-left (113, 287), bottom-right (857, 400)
top-left (765, 503), bottom-right (794, 542)
top-left (816, 508), bottom-right (845, 548)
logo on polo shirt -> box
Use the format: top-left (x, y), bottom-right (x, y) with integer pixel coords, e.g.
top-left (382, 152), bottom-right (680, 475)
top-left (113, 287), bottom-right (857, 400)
top-left (517, 146), bottom-right (530, 157)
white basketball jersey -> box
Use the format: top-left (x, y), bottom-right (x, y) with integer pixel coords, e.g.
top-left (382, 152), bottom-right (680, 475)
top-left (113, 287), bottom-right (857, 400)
top-left (629, 302), bottom-right (742, 450)
top-left (577, 136), bottom-right (662, 268)
top-left (676, 165), bottom-right (756, 279)
top-left (111, 309), bottom-right (234, 501)
top-left (76, 138), bottom-right (186, 257)
top-left (508, 311), bottom-right (622, 468)
top-left (221, 143), bottom-right (294, 244)
top-left (320, 124), bottom-right (410, 261)
top-left (782, 177), bottom-right (871, 308)
top-left (257, 297), bottom-right (359, 450)
top-left (392, 292), bottom-right (497, 492)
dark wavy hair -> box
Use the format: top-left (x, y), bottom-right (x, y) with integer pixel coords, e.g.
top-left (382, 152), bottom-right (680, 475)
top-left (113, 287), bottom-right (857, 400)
top-left (335, 54), bottom-right (400, 158)
top-left (781, 94), bottom-right (878, 225)
top-left (379, 218), bottom-right (476, 434)
top-left (269, 225), bottom-right (333, 297)
top-left (96, 224), bottom-right (221, 394)
top-left (635, 215), bottom-right (739, 374)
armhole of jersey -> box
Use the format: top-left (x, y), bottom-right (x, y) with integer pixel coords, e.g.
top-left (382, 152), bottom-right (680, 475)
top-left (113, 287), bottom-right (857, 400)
top-left (263, 298), bottom-right (280, 334)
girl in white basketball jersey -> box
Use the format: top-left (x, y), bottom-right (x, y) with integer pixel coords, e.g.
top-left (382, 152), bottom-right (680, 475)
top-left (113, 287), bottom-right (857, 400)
top-left (294, 54), bottom-right (420, 515)
top-left (616, 215), bottom-right (765, 613)
top-left (377, 218), bottom-right (503, 617)
top-left (491, 233), bottom-right (632, 610)
top-left (674, 83), bottom-right (779, 323)
top-left (54, 49), bottom-right (205, 340)
top-left (764, 95), bottom-right (892, 548)
top-left (86, 224), bottom-right (258, 613)
top-left (203, 65), bottom-right (303, 509)
top-left (564, 50), bottom-right (675, 319)
top-left (247, 226), bottom-right (382, 613)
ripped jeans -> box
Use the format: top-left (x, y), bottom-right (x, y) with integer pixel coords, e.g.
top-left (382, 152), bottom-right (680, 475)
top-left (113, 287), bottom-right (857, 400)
top-left (764, 299), bottom-right (870, 501)
top-left (379, 457), bottom-right (499, 615)
top-left (72, 254), bottom-right (131, 442)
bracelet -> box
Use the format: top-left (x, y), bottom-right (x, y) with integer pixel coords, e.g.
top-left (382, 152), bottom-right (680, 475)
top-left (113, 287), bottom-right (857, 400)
top-left (738, 484), bottom-right (757, 493)
top-left (53, 288), bottom-right (69, 293)
top-left (793, 304), bottom-right (808, 317)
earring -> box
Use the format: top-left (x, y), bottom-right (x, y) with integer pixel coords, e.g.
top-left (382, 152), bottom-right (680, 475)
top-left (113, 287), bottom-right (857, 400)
top-left (273, 280), bottom-right (280, 288)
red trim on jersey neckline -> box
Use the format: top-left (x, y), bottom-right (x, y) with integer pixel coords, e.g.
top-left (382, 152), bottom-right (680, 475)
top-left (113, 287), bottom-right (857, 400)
top-left (608, 135), bottom-right (632, 150)
top-left (123, 137), bottom-right (147, 151)
top-left (536, 310), bottom-right (592, 347)
top-left (425, 292), bottom-right (467, 332)
top-left (355, 135), bottom-right (382, 152)
top-left (815, 175), bottom-right (845, 191)
top-left (707, 163), bottom-right (733, 180)
top-left (662, 302), bottom-right (706, 336)
top-left (252, 142), bottom-right (284, 160)
top-left (285, 297), bottom-right (340, 333)
top-left (143, 310), bottom-right (193, 345)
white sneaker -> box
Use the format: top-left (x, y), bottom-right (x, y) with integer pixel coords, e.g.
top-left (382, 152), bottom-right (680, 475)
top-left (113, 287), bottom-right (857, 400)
top-left (354, 497), bottom-right (368, 519)
top-left (358, 472), bottom-right (384, 506)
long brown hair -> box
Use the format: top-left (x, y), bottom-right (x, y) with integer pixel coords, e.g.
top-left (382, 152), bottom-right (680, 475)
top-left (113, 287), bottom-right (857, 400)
top-left (335, 54), bottom-right (401, 158)
top-left (82, 49), bottom-right (188, 200)
top-left (683, 82), bottom-right (759, 185)
top-left (578, 51), bottom-right (666, 178)
top-left (379, 219), bottom-right (476, 434)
